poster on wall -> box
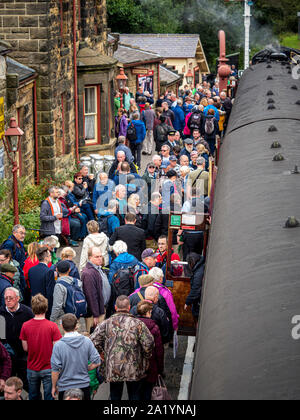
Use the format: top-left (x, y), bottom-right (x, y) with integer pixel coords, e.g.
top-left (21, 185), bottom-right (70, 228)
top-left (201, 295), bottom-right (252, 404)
top-left (137, 70), bottom-right (154, 96)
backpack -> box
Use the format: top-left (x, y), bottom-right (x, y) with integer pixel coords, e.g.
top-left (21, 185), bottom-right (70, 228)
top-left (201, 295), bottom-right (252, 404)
top-left (156, 124), bottom-right (169, 145)
top-left (98, 214), bottom-right (113, 237)
top-left (111, 266), bottom-right (136, 298)
top-left (126, 123), bottom-right (137, 142)
top-left (188, 112), bottom-right (202, 129)
top-left (204, 117), bottom-right (215, 135)
top-left (57, 278), bottom-right (87, 318)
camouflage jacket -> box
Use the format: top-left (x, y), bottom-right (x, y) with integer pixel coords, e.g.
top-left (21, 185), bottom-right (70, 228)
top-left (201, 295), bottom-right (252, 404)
top-left (90, 312), bottom-right (154, 383)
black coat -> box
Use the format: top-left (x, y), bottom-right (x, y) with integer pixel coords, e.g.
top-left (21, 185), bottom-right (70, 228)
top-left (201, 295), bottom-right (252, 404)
top-left (28, 263), bottom-right (56, 317)
top-left (73, 182), bottom-right (90, 201)
top-left (130, 288), bottom-right (173, 342)
top-left (0, 304), bottom-right (34, 357)
top-left (181, 231), bottom-right (204, 261)
top-left (109, 224), bottom-right (146, 262)
top-left (185, 257), bottom-right (205, 318)
top-left (142, 202), bottom-right (160, 239)
top-left (131, 303), bottom-right (170, 344)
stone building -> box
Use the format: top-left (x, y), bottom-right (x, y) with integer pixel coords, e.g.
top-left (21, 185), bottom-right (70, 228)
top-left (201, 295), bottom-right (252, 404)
top-left (0, 0), bottom-right (118, 179)
top-left (117, 34), bottom-right (210, 89)
top-left (113, 42), bottom-right (163, 103)
top-left (0, 40), bottom-right (37, 185)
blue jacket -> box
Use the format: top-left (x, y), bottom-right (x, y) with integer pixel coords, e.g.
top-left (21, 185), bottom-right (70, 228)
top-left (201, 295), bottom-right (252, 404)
top-left (101, 211), bottom-right (120, 237)
top-left (2, 235), bottom-right (26, 269)
top-left (108, 252), bottom-right (139, 284)
top-left (92, 180), bottom-right (115, 212)
top-left (115, 144), bottom-right (134, 163)
top-left (0, 274), bottom-right (12, 307)
top-left (129, 120), bottom-right (146, 145)
top-left (171, 104), bottom-right (185, 132)
top-left (203, 105), bottom-right (220, 121)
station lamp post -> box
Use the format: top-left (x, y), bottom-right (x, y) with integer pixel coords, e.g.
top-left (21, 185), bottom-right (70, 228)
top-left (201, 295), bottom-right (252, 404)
top-left (185, 69), bottom-right (194, 88)
top-left (3, 117), bottom-right (24, 225)
top-left (116, 67), bottom-right (128, 108)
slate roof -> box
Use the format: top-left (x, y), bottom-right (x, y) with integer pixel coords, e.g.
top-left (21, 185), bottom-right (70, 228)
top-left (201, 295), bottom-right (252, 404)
top-left (159, 65), bottom-right (182, 85)
top-left (6, 57), bottom-right (36, 82)
top-left (0, 40), bottom-right (12, 56)
top-left (114, 44), bottom-right (162, 65)
top-left (117, 34), bottom-right (201, 59)
top-left (77, 47), bottom-right (117, 69)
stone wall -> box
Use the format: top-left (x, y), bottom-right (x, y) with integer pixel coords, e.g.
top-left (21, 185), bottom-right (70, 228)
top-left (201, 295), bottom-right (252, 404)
top-left (0, 0), bottom-right (110, 179)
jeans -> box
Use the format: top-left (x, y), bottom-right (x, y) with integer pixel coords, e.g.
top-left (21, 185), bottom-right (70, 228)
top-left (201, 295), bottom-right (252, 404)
top-left (130, 143), bottom-right (142, 168)
top-left (27, 369), bottom-right (53, 400)
top-left (69, 217), bottom-right (81, 241)
top-left (80, 203), bottom-right (95, 221)
top-left (110, 380), bottom-right (143, 401)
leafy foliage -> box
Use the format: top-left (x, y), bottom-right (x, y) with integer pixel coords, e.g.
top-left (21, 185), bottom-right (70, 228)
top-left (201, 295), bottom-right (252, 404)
top-left (107, 0), bottom-right (299, 71)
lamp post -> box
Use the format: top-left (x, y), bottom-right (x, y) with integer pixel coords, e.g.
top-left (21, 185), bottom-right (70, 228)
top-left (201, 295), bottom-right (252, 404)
top-left (3, 117), bottom-right (24, 225)
top-left (116, 67), bottom-right (128, 109)
top-left (185, 69), bottom-right (194, 87)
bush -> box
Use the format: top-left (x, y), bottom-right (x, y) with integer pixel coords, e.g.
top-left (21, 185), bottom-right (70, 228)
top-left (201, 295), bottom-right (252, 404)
top-left (17, 180), bottom-right (44, 214)
top-left (0, 209), bottom-right (41, 249)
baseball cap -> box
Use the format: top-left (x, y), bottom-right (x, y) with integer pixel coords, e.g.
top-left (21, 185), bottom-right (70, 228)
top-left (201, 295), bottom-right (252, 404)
top-left (0, 263), bottom-right (17, 273)
top-left (161, 160), bottom-right (170, 169)
top-left (141, 249), bottom-right (158, 259)
top-left (169, 155), bottom-right (177, 161)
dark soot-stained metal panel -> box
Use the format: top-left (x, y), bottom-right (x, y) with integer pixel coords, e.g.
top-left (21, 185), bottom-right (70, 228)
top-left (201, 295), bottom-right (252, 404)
top-left (226, 62), bottom-right (300, 134)
top-left (190, 61), bottom-right (300, 400)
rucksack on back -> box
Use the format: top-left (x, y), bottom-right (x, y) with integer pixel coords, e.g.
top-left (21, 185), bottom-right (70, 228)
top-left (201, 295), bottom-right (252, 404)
top-left (188, 113), bottom-right (202, 129)
top-left (204, 118), bottom-right (215, 135)
top-left (57, 278), bottom-right (87, 318)
top-left (112, 266), bottom-right (136, 298)
top-left (127, 124), bottom-right (137, 142)
top-left (98, 214), bottom-right (113, 237)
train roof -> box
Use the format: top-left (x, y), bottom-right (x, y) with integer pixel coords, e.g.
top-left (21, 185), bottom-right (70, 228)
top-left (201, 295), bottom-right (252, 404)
top-left (191, 60), bottom-right (300, 400)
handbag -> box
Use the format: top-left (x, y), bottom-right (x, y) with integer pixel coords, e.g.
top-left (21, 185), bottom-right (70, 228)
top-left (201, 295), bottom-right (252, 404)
top-left (151, 375), bottom-right (172, 400)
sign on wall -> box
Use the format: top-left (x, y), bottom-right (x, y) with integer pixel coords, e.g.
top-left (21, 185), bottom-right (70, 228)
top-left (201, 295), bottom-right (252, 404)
top-left (137, 70), bottom-right (154, 96)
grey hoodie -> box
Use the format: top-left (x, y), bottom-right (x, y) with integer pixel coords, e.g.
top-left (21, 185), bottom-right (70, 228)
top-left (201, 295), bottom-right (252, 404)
top-left (51, 332), bottom-right (100, 392)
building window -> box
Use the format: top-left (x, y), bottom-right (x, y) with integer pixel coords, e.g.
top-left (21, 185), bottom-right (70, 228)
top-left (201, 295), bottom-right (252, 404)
top-left (84, 85), bottom-right (101, 145)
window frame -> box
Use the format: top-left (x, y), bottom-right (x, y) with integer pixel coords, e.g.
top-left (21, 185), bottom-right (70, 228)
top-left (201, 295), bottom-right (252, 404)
top-left (83, 84), bottom-right (101, 146)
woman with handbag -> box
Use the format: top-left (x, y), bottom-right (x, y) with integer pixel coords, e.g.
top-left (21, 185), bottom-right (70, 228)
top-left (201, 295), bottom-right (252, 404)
top-left (136, 300), bottom-right (164, 400)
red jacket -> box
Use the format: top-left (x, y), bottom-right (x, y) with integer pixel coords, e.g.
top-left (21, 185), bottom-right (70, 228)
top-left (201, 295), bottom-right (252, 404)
top-left (138, 317), bottom-right (164, 383)
top-left (0, 341), bottom-right (12, 381)
top-left (58, 197), bottom-right (72, 236)
top-left (156, 249), bottom-right (183, 276)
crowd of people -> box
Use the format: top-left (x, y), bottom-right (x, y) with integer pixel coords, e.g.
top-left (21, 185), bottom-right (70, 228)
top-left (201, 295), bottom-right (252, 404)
top-left (0, 76), bottom-right (234, 401)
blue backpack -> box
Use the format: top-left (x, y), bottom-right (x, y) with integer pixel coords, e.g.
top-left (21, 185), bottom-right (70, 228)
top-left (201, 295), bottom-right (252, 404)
top-left (57, 278), bottom-right (87, 319)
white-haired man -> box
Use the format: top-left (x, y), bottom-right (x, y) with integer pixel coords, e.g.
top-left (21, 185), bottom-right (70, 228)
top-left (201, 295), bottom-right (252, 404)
top-left (0, 287), bottom-right (34, 391)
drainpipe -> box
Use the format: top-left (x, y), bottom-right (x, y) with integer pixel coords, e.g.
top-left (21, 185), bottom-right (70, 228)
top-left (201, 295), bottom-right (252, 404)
top-left (73, 0), bottom-right (79, 163)
top-left (33, 80), bottom-right (40, 184)
top-left (218, 30), bottom-right (231, 95)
